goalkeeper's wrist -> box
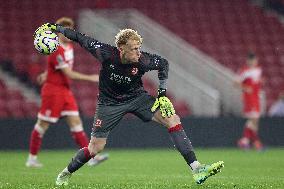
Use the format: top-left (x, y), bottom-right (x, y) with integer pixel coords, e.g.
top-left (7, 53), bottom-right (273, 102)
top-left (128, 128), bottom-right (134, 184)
top-left (158, 88), bottom-right (166, 97)
top-left (55, 25), bottom-right (65, 33)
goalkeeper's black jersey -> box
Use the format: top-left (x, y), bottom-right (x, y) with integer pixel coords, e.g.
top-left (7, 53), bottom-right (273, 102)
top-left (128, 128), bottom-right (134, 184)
top-left (62, 28), bottom-right (169, 103)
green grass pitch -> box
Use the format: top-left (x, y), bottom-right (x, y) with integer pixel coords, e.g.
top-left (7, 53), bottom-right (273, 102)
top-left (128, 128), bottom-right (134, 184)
top-left (0, 148), bottom-right (283, 189)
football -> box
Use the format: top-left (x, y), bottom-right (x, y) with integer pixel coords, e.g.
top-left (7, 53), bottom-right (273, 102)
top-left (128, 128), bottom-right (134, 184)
top-left (34, 30), bottom-right (59, 55)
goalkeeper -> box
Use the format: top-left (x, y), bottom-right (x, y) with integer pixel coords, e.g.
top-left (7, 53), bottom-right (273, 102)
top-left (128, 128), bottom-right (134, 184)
top-left (35, 24), bottom-right (223, 185)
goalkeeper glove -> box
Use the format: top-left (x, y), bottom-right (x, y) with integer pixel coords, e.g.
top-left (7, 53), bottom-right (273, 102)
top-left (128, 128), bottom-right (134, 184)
top-left (34, 23), bottom-right (59, 37)
top-left (151, 89), bottom-right (175, 118)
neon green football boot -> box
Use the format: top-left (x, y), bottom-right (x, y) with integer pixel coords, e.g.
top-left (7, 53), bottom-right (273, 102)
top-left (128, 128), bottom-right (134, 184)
top-left (56, 168), bottom-right (72, 186)
top-left (193, 161), bottom-right (224, 184)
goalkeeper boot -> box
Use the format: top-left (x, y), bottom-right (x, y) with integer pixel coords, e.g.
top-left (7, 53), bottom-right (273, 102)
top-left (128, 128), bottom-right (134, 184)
top-left (193, 161), bottom-right (224, 184)
top-left (56, 168), bottom-right (72, 186)
top-left (87, 153), bottom-right (109, 166)
top-left (25, 156), bottom-right (43, 168)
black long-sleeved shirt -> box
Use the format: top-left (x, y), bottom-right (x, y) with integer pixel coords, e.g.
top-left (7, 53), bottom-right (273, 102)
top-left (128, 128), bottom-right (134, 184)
top-left (60, 28), bottom-right (169, 103)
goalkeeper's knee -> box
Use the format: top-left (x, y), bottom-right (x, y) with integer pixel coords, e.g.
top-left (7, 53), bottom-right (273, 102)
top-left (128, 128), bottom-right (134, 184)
top-left (165, 114), bottom-right (180, 127)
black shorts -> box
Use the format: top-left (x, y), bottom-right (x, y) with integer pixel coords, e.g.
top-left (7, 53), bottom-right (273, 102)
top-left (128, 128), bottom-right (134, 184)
top-left (91, 93), bottom-right (156, 138)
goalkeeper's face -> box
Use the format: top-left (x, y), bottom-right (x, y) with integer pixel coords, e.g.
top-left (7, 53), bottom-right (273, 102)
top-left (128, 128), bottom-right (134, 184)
top-left (120, 39), bottom-right (141, 63)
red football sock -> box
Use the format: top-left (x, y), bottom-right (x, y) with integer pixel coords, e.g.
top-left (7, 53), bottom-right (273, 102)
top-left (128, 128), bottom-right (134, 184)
top-left (242, 127), bottom-right (253, 140)
top-left (29, 129), bottom-right (42, 155)
top-left (71, 131), bottom-right (89, 148)
top-left (250, 130), bottom-right (260, 142)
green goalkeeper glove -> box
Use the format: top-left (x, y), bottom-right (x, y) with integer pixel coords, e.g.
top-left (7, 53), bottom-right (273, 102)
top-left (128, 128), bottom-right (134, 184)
top-left (151, 89), bottom-right (175, 118)
top-left (34, 23), bottom-right (58, 37)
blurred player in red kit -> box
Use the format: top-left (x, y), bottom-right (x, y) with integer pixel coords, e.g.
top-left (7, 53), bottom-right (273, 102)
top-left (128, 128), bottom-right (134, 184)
top-left (234, 52), bottom-right (264, 151)
top-left (26, 17), bottom-right (108, 168)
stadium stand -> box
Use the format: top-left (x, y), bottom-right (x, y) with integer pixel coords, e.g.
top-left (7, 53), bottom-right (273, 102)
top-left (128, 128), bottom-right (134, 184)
top-left (0, 79), bottom-right (38, 118)
top-left (1, 0), bottom-right (284, 117)
top-left (0, 0), bottom-right (191, 118)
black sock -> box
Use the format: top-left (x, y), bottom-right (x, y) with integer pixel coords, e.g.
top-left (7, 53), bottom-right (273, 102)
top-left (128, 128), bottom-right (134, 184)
top-left (67, 147), bottom-right (93, 173)
top-left (168, 124), bottom-right (197, 169)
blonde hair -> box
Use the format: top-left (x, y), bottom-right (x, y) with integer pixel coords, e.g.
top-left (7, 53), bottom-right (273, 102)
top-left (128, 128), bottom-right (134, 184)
top-left (56, 17), bottom-right (74, 29)
top-left (115, 28), bottom-right (143, 47)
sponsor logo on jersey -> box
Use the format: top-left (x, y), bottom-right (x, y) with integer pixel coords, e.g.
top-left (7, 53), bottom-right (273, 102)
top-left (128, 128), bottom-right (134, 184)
top-left (110, 73), bottom-right (131, 84)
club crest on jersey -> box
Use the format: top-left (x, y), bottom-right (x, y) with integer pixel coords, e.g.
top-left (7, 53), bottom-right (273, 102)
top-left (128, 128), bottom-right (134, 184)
top-left (131, 67), bottom-right (138, 75)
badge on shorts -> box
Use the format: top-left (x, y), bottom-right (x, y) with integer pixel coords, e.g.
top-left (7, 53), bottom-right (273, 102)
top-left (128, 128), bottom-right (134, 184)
top-left (94, 119), bottom-right (102, 127)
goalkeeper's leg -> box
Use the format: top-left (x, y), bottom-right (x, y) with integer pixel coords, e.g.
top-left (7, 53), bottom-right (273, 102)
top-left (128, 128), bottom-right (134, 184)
top-left (153, 112), bottom-right (224, 184)
top-left (56, 137), bottom-right (106, 185)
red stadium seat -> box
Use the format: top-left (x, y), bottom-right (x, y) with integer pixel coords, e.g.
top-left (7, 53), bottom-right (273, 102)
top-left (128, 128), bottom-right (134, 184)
top-left (7, 0), bottom-right (284, 116)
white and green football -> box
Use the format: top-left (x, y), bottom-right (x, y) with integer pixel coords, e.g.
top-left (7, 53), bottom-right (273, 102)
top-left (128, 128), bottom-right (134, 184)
top-left (34, 30), bottom-right (59, 55)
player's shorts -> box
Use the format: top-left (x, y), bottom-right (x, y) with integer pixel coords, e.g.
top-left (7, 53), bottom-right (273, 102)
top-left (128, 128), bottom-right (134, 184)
top-left (91, 93), bottom-right (156, 138)
top-left (38, 84), bottom-right (79, 123)
top-left (243, 100), bottom-right (260, 118)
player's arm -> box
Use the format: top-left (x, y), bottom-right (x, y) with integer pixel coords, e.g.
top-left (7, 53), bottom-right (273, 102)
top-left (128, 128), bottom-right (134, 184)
top-left (61, 67), bottom-right (99, 82)
top-left (141, 52), bottom-right (169, 89)
top-left (233, 78), bottom-right (252, 93)
top-left (37, 71), bottom-right (47, 85)
top-left (34, 23), bottom-right (112, 62)
top-left (141, 52), bottom-right (175, 117)
top-left (233, 79), bottom-right (242, 88)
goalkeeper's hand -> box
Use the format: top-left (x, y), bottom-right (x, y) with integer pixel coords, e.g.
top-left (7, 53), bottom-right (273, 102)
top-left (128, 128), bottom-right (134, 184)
top-left (34, 23), bottom-right (58, 37)
top-left (151, 89), bottom-right (175, 118)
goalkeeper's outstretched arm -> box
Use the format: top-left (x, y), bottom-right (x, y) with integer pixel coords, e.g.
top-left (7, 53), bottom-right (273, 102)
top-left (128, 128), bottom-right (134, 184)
top-left (34, 23), bottom-right (98, 49)
top-left (34, 23), bottom-right (113, 62)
